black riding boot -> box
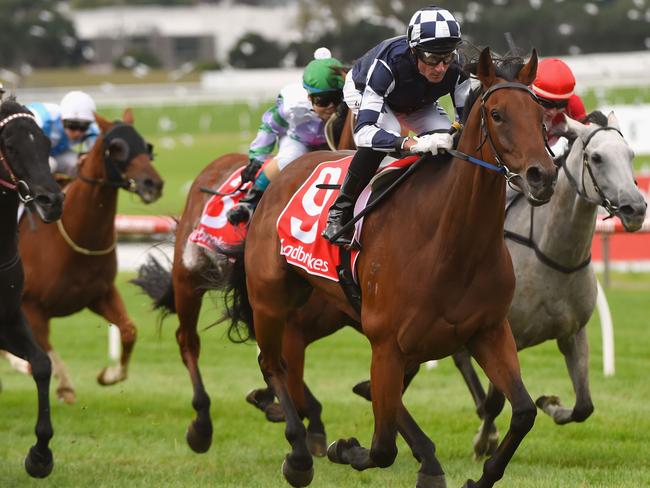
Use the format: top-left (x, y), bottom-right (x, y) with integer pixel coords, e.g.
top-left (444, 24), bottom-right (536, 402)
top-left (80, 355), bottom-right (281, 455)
top-left (322, 147), bottom-right (385, 245)
top-left (227, 185), bottom-right (265, 225)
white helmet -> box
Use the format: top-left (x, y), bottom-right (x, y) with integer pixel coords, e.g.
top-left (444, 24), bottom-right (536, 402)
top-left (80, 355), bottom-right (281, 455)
top-left (60, 90), bottom-right (96, 122)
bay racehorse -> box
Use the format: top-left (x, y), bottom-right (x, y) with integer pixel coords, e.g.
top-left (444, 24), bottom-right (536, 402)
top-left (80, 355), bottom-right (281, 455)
top-left (17, 109), bottom-right (163, 403)
top-left (0, 96), bottom-right (64, 477)
top-left (450, 109), bottom-right (647, 457)
top-left (224, 48), bottom-right (557, 487)
top-left (130, 99), bottom-right (356, 453)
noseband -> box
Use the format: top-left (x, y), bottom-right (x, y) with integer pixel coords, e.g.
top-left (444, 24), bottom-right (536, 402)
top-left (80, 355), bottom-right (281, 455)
top-left (561, 126), bottom-right (625, 218)
top-left (0, 112), bottom-right (38, 204)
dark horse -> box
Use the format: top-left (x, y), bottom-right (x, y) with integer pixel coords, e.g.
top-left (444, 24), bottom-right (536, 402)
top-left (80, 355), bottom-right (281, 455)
top-left (0, 96), bottom-right (64, 477)
top-left (131, 99), bottom-right (356, 454)
top-left (17, 109), bottom-right (163, 403)
top-left (224, 48), bottom-right (557, 487)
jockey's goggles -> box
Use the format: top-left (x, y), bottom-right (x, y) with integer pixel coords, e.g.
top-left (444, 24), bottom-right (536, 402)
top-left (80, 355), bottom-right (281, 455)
top-left (415, 49), bottom-right (456, 67)
top-left (538, 97), bottom-right (568, 110)
top-left (310, 91), bottom-right (343, 108)
top-left (63, 119), bottom-right (91, 132)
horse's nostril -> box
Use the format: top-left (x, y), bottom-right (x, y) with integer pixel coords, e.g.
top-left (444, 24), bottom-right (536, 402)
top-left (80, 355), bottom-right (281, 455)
top-left (35, 194), bottom-right (53, 207)
top-left (525, 166), bottom-right (542, 186)
top-left (619, 205), bottom-right (637, 216)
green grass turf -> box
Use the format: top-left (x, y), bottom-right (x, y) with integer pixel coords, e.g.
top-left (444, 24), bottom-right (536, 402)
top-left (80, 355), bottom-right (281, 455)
top-left (0, 272), bottom-right (649, 487)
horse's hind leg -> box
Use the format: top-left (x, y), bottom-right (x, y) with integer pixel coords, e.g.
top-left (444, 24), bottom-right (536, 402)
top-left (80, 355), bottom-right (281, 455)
top-left (23, 304), bottom-right (75, 403)
top-left (4, 314), bottom-right (54, 478)
top-left (89, 284), bottom-right (136, 385)
top-left (537, 326), bottom-right (594, 424)
top-left (173, 279), bottom-right (212, 453)
top-left (464, 321), bottom-right (536, 488)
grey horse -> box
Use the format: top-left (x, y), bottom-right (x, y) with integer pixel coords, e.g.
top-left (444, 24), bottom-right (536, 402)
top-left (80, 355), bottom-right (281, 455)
top-left (454, 110), bottom-right (647, 458)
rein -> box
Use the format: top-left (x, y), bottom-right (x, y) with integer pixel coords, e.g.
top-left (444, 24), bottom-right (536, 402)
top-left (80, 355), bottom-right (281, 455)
top-left (0, 112), bottom-right (38, 204)
top-left (561, 126), bottom-right (624, 219)
top-left (56, 218), bottom-right (117, 256)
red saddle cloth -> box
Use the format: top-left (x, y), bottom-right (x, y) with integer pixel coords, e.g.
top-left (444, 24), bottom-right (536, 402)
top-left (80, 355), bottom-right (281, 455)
top-left (188, 166), bottom-right (250, 251)
top-left (276, 154), bottom-right (418, 282)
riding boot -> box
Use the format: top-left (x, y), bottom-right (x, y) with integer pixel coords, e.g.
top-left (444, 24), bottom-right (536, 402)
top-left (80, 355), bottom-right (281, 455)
top-left (227, 185), bottom-right (265, 225)
top-left (322, 147), bottom-right (385, 245)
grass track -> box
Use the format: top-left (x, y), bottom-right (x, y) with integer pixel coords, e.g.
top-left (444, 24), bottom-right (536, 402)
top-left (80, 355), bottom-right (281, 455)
top-left (1, 273), bottom-right (649, 487)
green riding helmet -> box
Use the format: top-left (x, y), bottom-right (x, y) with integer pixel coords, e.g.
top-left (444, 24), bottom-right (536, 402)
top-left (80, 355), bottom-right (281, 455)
top-left (302, 57), bottom-right (344, 94)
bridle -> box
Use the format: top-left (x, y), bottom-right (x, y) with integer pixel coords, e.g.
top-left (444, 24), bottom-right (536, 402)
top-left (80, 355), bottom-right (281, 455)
top-left (560, 126), bottom-right (625, 218)
top-left (0, 112), bottom-right (39, 205)
top-left (447, 81), bottom-right (552, 203)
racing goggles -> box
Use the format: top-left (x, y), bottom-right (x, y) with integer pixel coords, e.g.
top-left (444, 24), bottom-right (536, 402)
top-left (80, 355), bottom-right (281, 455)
top-left (538, 97), bottom-right (569, 110)
top-left (416, 50), bottom-right (456, 67)
top-left (310, 91), bottom-right (343, 108)
top-left (63, 119), bottom-right (91, 132)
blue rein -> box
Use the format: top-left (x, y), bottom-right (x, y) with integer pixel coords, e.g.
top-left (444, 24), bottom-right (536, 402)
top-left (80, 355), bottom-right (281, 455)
top-left (446, 148), bottom-right (505, 174)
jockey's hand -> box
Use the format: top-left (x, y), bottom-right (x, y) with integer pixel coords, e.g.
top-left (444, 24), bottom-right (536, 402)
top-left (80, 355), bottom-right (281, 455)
top-left (550, 136), bottom-right (569, 160)
top-left (241, 159), bottom-right (262, 184)
top-left (410, 133), bottom-right (453, 155)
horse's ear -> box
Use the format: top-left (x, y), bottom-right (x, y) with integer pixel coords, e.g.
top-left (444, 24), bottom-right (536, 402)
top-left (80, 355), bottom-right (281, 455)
top-left (517, 49), bottom-right (538, 86)
top-left (564, 114), bottom-right (589, 140)
top-left (94, 112), bottom-right (112, 134)
top-left (476, 47), bottom-right (495, 88)
top-left (122, 108), bottom-right (134, 125)
top-left (607, 111), bottom-right (621, 130)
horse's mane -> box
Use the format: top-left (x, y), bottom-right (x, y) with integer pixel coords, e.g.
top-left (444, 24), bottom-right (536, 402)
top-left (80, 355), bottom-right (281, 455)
top-left (0, 95), bottom-right (31, 117)
top-left (460, 51), bottom-right (527, 125)
top-left (584, 110), bottom-right (608, 127)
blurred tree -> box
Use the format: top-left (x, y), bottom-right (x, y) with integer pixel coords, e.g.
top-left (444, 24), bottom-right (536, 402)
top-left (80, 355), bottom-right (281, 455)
top-left (0, 0), bottom-right (81, 68)
top-left (228, 33), bottom-right (285, 68)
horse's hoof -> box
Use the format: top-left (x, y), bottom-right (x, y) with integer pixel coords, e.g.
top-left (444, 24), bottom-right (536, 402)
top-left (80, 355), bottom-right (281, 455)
top-left (352, 380), bottom-right (372, 401)
top-left (282, 456), bottom-right (314, 487)
top-left (56, 386), bottom-right (76, 404)
top-left (327, 437), bottom-right (360, 464)
top-left (472, 422), bottom-right (499, 460)
top-left (306, 432), bottom-right (327, 457)
top-left (535, 395), bottom-right (560, 410)
top-left (24, 446), bottom-right (53, 478)
top-left (461, 480), bottom-right (478, 488)
top-left (416, 472), bottom-right (447, 488)
top-left (97, 365), bottom-right (126, 386)
top-left (185, 422), bottom-right (212, 453)
top-left (264, 402), bottom-right (286, 423)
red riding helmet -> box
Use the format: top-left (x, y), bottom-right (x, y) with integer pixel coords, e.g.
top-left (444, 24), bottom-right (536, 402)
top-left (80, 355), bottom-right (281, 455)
top-left (531, 58), bottom-right (576, 100)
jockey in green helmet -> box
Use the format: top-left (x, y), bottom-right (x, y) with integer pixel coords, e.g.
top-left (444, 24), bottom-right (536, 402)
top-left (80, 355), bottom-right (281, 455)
top-left (227, 49), bottom-right (345, 226)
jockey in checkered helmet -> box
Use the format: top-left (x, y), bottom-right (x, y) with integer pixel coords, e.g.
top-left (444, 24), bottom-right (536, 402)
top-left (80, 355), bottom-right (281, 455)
top-left (407, 6), bottom-right (462, 61)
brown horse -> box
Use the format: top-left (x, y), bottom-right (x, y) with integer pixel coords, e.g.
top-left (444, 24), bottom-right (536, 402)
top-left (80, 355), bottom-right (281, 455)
top-left (18, 109), bottom-right (163, 403)
top-left (131, 99), bottom-right (356, 453)
top-left (0, 96), bottom-right (64, 478)
top-left (224, 48), bottom-right (557, 487)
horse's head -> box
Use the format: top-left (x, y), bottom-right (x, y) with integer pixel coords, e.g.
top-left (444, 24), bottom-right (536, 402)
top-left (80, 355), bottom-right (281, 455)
top-left (94, 109), bottom-right (163, 203)
top-left (473, 47), bottom-right (557, 205)
top-left (564, 112), bottom-right (647, 231)
top-left (0, 98), bottom-right (64, 222)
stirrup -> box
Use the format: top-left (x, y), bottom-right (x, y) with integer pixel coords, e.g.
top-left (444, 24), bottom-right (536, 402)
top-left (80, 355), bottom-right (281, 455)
top-left (227, 203), bottom-right (253, 225)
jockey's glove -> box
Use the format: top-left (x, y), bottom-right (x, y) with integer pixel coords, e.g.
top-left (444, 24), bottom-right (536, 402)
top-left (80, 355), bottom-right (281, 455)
top-left (410, 133), bottom-right (453, 155)
top-left (241, 159), bottom-right (263, 183)
top-left (550, 136), bottom-right (569, 160)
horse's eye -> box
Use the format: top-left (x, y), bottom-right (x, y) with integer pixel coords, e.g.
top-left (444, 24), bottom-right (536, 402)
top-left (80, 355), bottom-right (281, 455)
top-left (591, 152), bottom-right (602, 164)
top-left (490, 109), bottom-right (502, 122)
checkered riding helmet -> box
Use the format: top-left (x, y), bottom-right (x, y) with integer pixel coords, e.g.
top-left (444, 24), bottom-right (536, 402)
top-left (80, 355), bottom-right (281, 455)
top-left (407, 5), bottom-right (462, 54)
top-left (531, 58), bottom-right (576, 100)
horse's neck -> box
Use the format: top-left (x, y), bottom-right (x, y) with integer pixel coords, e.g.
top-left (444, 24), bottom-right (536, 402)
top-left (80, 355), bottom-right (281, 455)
top-left (0, 192), bottom-right (19, 262)
top-left (536, 151), bottom-right (597, 264)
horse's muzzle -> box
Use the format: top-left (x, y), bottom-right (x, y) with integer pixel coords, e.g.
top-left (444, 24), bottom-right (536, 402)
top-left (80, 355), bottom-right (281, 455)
top-left (135, 178), bottom-right (164, 204)
top-left (32, 190), bottom-right (64, 223)
top-left (522, 163), bottom-right (557, 206)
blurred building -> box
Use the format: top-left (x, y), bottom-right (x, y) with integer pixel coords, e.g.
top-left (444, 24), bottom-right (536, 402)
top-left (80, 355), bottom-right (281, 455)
top-left (72, 3), bottom-right (300, 69)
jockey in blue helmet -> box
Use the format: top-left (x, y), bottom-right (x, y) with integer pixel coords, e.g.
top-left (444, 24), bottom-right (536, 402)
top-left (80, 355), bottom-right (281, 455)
top-left (322, 5), bottom-right (471, 245)
top-left (226, 48), bottom-right (345, 225)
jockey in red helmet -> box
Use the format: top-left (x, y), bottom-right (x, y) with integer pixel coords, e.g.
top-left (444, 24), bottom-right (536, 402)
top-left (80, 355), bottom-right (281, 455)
top-left (531, 58), bottom-right (587, 157)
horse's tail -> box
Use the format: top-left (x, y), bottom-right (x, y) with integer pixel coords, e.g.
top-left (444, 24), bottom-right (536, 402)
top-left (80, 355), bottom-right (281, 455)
top-left (131, 254), bottom-right (176, 317)
top-left (219, 242), bottom-right (255, 343)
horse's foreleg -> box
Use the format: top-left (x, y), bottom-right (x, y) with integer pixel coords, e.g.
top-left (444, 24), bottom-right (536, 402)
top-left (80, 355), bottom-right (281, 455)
top-left (4, 314), bottom-right (54, 478)
top-left (328, 341), bottom-right (403, 473)
top-left (537, 326), bottom-right (594, 424)
top-left (256, 309), bottom-right (314, 487)
top-left (89, 285), bottom-right (136, 386)
top-left (23, 305), bottom-right (75, 403)
top-left (465, 321), bottom-right (536, 488)
top-left (174, 284), bottom-right (212, 453)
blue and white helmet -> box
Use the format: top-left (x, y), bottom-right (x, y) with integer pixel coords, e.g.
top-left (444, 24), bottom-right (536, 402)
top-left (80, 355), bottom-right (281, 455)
top-left (407, 6), bottom-right (462, 53)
